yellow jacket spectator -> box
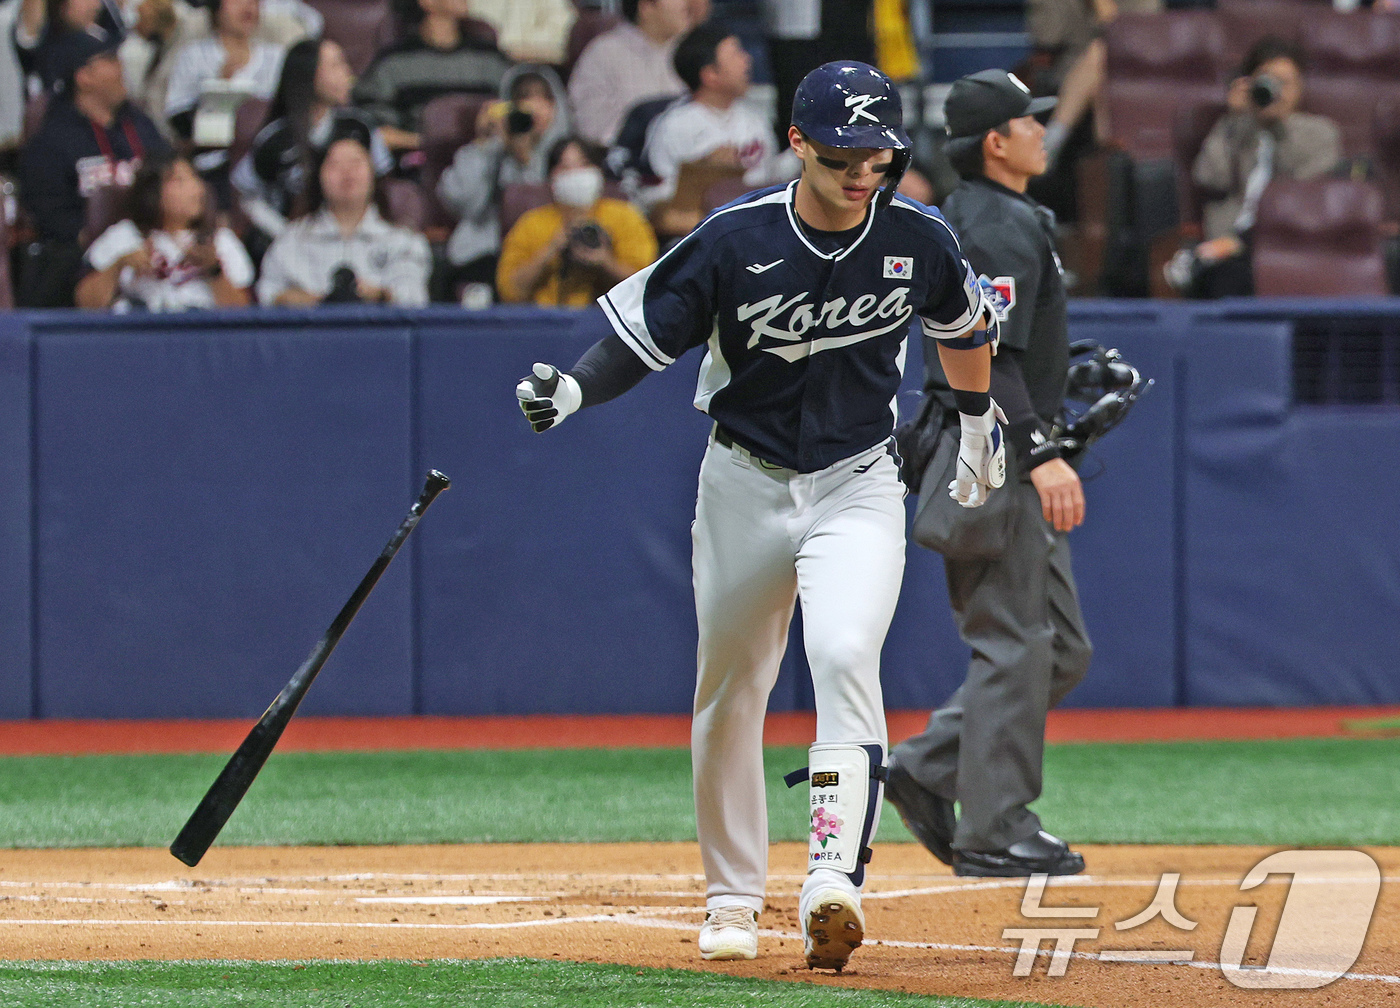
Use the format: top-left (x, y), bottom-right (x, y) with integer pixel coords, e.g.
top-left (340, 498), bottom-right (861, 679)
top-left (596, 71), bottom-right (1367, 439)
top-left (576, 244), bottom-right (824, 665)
top-left (498, 137), bottom-right (658, 306)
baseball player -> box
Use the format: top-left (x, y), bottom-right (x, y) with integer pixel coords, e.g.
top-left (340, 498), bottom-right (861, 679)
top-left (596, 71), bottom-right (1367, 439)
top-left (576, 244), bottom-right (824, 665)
top-left (516, 61), bottom-right (1003, 969)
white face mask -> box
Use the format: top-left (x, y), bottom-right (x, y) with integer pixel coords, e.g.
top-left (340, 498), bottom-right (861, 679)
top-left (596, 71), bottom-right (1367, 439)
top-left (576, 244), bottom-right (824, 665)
top-left (551, 166), bottom-right (603, 209)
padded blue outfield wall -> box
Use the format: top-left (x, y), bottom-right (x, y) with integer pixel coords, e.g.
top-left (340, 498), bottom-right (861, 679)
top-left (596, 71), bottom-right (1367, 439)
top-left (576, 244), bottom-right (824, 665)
top-left (0, 300), bottom-right (1397, 720)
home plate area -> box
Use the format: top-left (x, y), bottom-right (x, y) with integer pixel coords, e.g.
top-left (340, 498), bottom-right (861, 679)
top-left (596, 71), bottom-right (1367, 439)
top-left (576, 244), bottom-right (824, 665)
top-left (1, 843), bottom-right (1396, 1007)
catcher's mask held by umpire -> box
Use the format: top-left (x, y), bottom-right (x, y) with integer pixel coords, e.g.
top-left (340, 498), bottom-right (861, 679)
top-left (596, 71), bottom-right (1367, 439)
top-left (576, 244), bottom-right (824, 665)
top-left (790, 61), bottom-right (911, 207)
top-left (1051, 341), bottom-right (1153, 461)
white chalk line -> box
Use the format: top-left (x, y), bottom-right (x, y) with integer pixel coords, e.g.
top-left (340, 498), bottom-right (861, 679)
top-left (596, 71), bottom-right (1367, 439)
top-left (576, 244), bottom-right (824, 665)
top-left (3, 912), bottom-right (1398, 985)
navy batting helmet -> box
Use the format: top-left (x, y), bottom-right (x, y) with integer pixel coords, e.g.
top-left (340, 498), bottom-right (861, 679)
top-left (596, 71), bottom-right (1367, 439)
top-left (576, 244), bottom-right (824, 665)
top-left (791, 61), bottom-right (911, 152)
top-left (791, 61), bottom-right (911, 204)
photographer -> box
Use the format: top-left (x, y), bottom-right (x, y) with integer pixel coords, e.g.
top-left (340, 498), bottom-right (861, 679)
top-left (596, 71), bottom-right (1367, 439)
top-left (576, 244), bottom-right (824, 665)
top-left (436, 66), bottom-right (571, 300)
top-left (1171, 36), bottom-right (1340, 298)
top-left (496, 136), bottom-right (657, 307)
top-left (256, 134), bottom-right (430, 306)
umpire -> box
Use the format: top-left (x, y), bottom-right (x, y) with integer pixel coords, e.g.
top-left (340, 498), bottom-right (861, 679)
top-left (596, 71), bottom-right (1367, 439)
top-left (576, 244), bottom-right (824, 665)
top-left (885, 70), bottom-right (1092, 876)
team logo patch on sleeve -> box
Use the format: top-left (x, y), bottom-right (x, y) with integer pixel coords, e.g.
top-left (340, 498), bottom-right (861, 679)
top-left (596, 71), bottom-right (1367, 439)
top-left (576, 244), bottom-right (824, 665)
top-left (883, 256), bottom-right (913, 280)
top-left (979, 274), bottom-right (1016, 321)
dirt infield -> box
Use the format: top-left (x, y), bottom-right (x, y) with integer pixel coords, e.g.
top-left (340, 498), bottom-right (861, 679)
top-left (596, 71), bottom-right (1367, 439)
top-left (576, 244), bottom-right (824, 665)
top-left (1, 842), bottom-right (1393, 1007)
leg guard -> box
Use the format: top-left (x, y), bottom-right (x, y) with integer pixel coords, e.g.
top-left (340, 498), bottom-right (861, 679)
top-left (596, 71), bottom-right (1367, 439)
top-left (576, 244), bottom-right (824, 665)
top-left (800, 742), bottom-right (885, 887)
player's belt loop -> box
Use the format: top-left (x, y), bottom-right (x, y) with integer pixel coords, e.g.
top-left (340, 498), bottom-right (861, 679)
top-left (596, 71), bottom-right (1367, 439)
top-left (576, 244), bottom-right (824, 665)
top-left (714, 425), bottom-right (785, 471)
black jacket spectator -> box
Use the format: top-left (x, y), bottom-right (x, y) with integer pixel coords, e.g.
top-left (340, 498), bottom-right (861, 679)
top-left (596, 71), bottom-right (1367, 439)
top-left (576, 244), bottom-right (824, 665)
top-left (17, 32), bottom-right (169, 306)
top-left (12, 0), bottom-right (127, 93)
top-left (21, 92), bottom-right (168, 245)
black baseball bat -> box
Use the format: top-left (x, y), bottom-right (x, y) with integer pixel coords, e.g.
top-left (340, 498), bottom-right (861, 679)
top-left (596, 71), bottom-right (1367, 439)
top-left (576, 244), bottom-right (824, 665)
top-left (169, 470), bottom-right (451, 867)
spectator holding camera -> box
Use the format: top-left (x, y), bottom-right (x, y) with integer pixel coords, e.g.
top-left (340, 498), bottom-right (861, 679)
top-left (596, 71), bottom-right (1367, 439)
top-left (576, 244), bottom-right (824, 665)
top-left (76, 152), bottom-right (253, 309)
top-left (256, 133), bottom-right (430, 305)
top-left (496, 136), bottom-right (657, 306)
top-left (436, 65), bottom-right (570, 296)
top-left (232, 37), bottom-right (391, 242)
top-left (1174, 36), bottom-right (1340, 298)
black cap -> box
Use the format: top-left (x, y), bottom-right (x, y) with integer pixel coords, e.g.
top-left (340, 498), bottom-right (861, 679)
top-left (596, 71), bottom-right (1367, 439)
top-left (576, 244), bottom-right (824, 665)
top-left (943, 69), bottom-right (1056, 143)
top-left (48, 28), bottom-right (121, 84)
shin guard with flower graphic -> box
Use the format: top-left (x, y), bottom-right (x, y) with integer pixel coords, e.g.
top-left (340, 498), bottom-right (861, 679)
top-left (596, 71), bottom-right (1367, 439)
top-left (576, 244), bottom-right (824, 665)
top-left (804, 742), bottom-right (886, 887)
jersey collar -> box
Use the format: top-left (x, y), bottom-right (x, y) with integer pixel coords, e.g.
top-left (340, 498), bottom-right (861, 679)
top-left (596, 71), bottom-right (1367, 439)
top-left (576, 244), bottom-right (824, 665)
top-left (783, 180), bottom-right (878, 263)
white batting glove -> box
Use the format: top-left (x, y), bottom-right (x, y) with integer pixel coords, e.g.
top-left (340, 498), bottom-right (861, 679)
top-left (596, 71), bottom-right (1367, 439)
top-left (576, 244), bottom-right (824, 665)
top-left (516, 362), bottom-right (582, 433)
top-left (949, 399), bottom-right (1007, 508)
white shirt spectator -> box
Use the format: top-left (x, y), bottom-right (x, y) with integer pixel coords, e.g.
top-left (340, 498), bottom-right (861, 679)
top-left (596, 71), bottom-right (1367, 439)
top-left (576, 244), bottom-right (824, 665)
top-left (85, 219), bottom-right (254, 310)
top-left (164, 35), bottom-right (284, 117)
top-left (567, 21), bottom-right (685, 146)
top-left (256, 206), bottom-right (431, 306)
top-left (467, 0), bottom-right (576, 64)
top-left (642, 96), bottom-right (798, 206)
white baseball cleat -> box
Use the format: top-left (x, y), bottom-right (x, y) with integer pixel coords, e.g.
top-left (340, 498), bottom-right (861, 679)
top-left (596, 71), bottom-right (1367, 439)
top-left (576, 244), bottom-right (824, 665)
top-left (802, 888), bottom-right (865, 971)
top-left (698, 904), bottom-right (758, 960)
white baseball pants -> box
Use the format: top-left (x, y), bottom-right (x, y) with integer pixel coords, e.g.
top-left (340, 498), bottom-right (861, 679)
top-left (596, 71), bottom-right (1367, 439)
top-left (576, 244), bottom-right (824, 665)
top-left (691, 433), bottom-right (905, 913)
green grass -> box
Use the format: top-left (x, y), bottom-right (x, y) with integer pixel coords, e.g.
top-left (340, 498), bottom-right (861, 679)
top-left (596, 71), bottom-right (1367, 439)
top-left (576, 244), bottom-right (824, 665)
top-left (0, 738), bottom-right (1396, 849)
top-left (0, 959), bottom-right (1075, 1008)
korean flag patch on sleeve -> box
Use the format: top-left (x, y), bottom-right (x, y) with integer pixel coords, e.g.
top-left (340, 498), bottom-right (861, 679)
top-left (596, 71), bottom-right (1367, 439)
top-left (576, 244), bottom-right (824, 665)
top-left (978, 274), bottom-right (1016, 321)
top-left (884, 256), bottom-right (913, 280)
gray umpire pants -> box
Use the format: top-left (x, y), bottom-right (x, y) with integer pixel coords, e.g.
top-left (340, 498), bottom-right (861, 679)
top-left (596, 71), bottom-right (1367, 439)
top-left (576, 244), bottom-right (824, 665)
top-left (891, 475), bottom-right (1093, 853)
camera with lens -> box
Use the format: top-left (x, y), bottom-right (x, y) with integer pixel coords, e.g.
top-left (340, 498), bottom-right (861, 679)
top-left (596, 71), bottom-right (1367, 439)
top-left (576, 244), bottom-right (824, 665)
top-left (1249, 73), bottom-right (1281, 110)
top-left (569, 221), bottom-right (606, 251)
top-left (506, 108), bottom-right (534, 135)
top-left (324, 265), bottom-right (362, 303)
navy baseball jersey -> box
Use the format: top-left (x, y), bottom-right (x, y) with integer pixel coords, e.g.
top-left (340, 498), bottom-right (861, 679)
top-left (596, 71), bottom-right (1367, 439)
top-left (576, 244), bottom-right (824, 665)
top-left (596, 182), bottom-right (989, 473)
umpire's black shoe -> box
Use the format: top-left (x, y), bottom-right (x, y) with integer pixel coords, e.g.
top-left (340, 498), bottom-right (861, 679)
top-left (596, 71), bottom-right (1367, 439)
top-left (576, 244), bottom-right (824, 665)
top-left (952, 831), bottom-right (1086, 877)
top-left (883, 756), bottom-right (957, 867)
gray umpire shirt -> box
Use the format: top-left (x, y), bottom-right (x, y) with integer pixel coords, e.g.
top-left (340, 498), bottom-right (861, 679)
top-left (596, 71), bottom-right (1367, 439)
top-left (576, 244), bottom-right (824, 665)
top-left (925, 176), bottom-right (1069, 426)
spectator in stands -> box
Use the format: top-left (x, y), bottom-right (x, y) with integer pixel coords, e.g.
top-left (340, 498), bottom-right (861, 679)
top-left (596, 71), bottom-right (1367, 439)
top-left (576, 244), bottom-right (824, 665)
top-left (76, 152), bottom-right (253, 309)
top-left (232, 37), bottom-right (391, 242)
top-left (256, 134), bottom-right (431, 305)
top-left (352, 0), bottom-right (513, 153)
top-left (640, 22), bottom-right (796, 214)
top-left (118, 0), bottom-right (178, 113)
top-left (16, 31), bottom-right (169, 306)
top-left (567, 0), bottom-right (690, 146)
top-left (163, 0), bottom-right (285, 139)
top-left (465, 0), bottom-right (576, 64)
top-left (13, 0), bottom-right (125, 93)
top-left (436, 64), bottom-right (570, 300)
top-left (1169, 36), bottom-right (1341, 298)
top-left (497, 136), bottom-right (657, 306)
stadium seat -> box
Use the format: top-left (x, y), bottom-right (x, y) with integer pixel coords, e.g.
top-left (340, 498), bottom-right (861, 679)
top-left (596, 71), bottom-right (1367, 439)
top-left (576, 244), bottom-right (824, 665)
top-left (1297, 10), bottom-right (1400, 162)
top-left (228, 98), bottom-right (271, 174)
top-left (1104, 12), bottom-right (1227, 161)
top-left (306, 0), bottom-right (398, 74)
top-left (80, 184), bottom-right (131, 248)
top-left (419, 91), bottom-right (493, 222)
top-left (1252, 176), bottom-right (1388, 296)
top-left (499, 182), bottom-right (551, 235)
top-left (1096, 12), bottom-right (1227, 294)
top-left (383, 177), bottom-right (430, 231)
top-left (1374, 96), bottom-right (1400, 221)
top-left (1217, 0), bottom-right (1305, 77)
top-left (1300, 8), bottom-right (1400, 78)
top-left (1174, 99), bottom-right (1227, 231)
